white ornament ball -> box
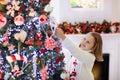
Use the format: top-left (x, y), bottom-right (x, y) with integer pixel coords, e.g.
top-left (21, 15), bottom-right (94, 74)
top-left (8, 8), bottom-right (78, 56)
top-left (60, 72), bottom-right (67, 79)
top-left (0, 14), bottom-right (7, 28)
top-left (44, 4), bottom-right (53, 12)
top-left (14, 15), bottom-right (24, 26)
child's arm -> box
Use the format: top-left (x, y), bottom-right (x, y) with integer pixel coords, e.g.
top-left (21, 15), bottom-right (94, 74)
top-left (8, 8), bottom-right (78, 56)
top-left (62, 37), bottom-right (95, 67)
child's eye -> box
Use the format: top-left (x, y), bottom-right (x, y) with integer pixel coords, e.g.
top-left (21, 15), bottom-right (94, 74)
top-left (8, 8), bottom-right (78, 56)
top-left (87, 41), bottom-right (90, 44)
top-left (83, 38), bottom-right (86, 40)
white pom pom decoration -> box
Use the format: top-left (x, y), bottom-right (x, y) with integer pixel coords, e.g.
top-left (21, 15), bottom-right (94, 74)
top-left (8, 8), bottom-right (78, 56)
top-left (44, 4), bottom-right (53, 13)
top-left (60, 72), bottom-right (67, 79)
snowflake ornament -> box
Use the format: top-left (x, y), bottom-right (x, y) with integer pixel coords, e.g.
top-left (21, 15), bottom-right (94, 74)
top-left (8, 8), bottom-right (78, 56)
top-left (6, 0), bottom-right (20, 17)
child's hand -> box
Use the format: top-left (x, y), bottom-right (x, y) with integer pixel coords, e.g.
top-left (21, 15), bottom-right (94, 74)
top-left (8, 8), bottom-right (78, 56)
top-left (65, 77), bottom-right (70, 80)
top-left (55, 28), bottom-right (66, 40)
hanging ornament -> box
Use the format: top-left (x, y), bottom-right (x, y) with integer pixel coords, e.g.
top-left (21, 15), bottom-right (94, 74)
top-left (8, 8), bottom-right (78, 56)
top-left (25, 39), bottom-right (34, 46)
top-left (2, 32), bottom-right (9, 47)
top-left (12, 64), bottom-right (23, 77)
top-left (8, 44), bottom-right (15, 51)
top-left (35, 32), bottom-right (43, 40)
top-left (29, 8), bottom-right (35, 17)
top-left (49, 16), bottom-right (58, 35)
top-left (39, 14), bottom-right (48, 23)
top-left (14, 15), bottom-right (24, 26)
top-left (36, 41), bottom-right (43, 47)
top-left (44, 37), bottom-right (56, 50)
top-left (0, 13), bottom-right (7, 28)
top-left (14, 30), bottom-right (27, 43)
top-left (6, 54), bottom-right (28, 63)
top-left (44, 4), bottom-right (53, 13)
top-left (40, 65), bottom-right (49, 80)
top-left (60, 71), bottom-right (69, 80)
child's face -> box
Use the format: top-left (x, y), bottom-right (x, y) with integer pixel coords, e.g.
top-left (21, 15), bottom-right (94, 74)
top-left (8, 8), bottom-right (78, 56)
top-left (80, 33), bottom-right (95, 51)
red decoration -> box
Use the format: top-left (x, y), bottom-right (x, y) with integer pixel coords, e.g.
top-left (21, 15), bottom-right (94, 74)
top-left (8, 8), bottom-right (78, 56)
top-left (71, 70), bottom-right (77, 77)
top-left (44, 38), bottom-right (56, 50)
top-left (42, 0), bottom-right (51, 3)
top-left (59, 20), bottom-right (120, 34)
top-left (73, 59), bottom-right (78, 66)
top-left (36, 41), bottom-right (43, 47)
top-left (40, 48), bottom-right (46, 53)
top-left (35, 32), bottom-right (43, 40)
top-left (56, 58), bottom-right (60, 63)
top-left (12, 65), bottom-right (23, 77)
top-left (0, 13), bottom-right (7, 28)
top-left (39, 14), bottom-right (48, 23)
top-left (6, 54), bottom-right (28, 63)
top-left (13, 70), bottom-right (23, 77)
top-left (11, 55), bottom-right (17, 61)
top-left (14, 15), bottom-right (24, 26)
top-left (40, 65), bottom-right (49, 80)
top-left (55, 47), bottom-right (61, 53)
top-left (25, 39), bottom-right (34, 45)
top-left (2, 32), bottom-right (9, 47)
top-left (0, 69), bottom-right (2, 79)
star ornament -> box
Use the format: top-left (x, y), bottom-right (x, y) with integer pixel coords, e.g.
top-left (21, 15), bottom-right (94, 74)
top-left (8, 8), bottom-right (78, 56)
top-left (8, 44), bottom-right (15, 51)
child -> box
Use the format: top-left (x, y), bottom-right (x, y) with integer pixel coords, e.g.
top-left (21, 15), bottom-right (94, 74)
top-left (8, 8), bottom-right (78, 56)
top-left (55, 28), bottom-right (103, 80)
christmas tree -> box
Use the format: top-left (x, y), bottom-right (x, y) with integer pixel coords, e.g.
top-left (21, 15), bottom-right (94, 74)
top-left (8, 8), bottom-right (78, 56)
top-left (0, 0), bottom-right (64, 79)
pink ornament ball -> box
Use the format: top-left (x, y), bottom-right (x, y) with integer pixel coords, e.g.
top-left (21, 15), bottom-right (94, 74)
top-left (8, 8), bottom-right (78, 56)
top-left (44, 37), bottom-right (56, 50)
top-left (14, 15), bottom-right (24, 26)
top-left (0, 14), bottom-right (7, 28)
top-left (39, 14), bottom-right (48, 23)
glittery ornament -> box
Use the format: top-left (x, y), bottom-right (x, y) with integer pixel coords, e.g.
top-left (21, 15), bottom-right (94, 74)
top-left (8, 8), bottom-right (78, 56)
top-left (35, 32), bottom-right (43, 40)
top-left (44, 37), bottom-right (56, 50)
top-left (39, 14), bottom-right (48, 23)
top-left (14, 15), bottom-right (24, 26)
top-left (0, 13), bottom-right (7, 28)
top-left (40, 65), bottom-right (49, 80)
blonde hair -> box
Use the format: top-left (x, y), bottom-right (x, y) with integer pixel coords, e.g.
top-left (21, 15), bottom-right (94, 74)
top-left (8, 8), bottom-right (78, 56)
top-left (90, 32), bottom-right (104, 62)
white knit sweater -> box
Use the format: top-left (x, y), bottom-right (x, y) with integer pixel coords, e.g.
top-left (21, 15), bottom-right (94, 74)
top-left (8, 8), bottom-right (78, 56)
top-left (62, 37), bottom-right (95, 80)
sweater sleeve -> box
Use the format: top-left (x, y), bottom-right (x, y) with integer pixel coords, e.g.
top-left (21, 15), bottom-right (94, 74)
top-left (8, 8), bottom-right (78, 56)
top-left (62, 37), bottom-right (95, 69)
